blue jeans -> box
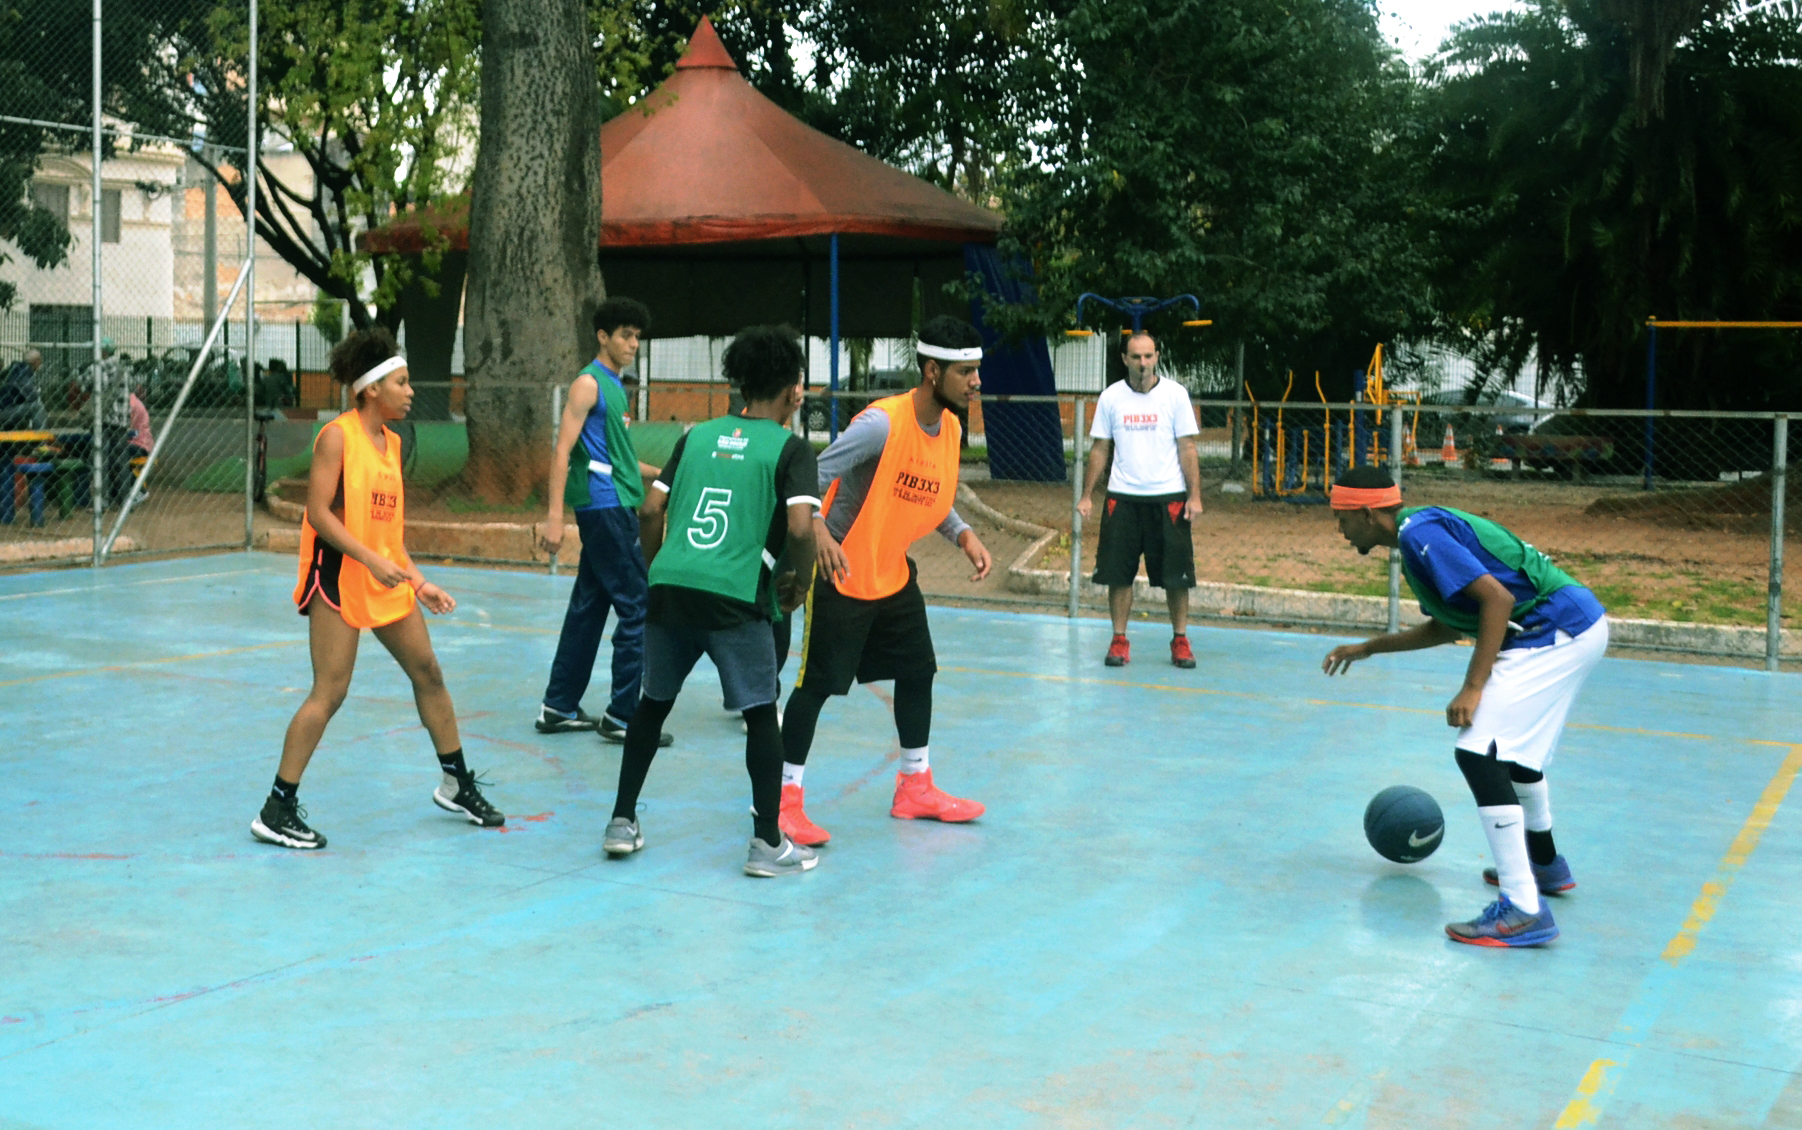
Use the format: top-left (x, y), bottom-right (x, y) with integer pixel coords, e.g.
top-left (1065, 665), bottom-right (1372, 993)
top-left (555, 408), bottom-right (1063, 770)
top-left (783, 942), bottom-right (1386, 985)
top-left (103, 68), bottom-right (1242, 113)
top-left (542, 506), bottom-right (647, 722)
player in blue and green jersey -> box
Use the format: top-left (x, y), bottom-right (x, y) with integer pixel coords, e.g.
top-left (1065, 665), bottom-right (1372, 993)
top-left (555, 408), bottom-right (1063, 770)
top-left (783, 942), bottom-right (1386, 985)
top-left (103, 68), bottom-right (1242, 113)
top-left (536, 297), bottom-right (673, 747)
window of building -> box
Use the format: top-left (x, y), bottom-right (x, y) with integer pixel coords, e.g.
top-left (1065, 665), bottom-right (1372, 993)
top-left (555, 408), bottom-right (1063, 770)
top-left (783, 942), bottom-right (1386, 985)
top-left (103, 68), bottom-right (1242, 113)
top-left (30, 182), bottom-right (68, 221)
top-left (102, 188), bottom-right (121, 243)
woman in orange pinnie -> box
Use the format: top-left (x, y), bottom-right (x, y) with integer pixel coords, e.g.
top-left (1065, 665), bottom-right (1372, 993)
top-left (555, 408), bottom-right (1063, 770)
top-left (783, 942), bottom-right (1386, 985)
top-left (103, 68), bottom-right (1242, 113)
top-left (252, 327), bottom-right (502, 849)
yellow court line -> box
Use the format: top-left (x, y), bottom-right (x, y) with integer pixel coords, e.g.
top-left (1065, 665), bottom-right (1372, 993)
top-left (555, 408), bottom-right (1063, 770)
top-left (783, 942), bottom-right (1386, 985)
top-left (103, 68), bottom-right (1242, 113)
top-left (0, 640), bottom-right (301, 688)
top-left (0, 566), bottom-right (265, 603)
top-left (1552, 1059), bottom-right (1621, 1129)
top-left (941, 665), bottom-right (1761, 745)
top-left (1551, 742), bottom-right (1802, 1127)
top-left (1661, 742), bottom-right (1802, 963)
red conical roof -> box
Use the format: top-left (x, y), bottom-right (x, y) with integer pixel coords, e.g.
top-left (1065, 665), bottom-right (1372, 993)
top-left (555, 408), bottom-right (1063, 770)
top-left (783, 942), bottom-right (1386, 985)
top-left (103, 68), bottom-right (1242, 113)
top-left (365, 17), bottom-right (1001, 253)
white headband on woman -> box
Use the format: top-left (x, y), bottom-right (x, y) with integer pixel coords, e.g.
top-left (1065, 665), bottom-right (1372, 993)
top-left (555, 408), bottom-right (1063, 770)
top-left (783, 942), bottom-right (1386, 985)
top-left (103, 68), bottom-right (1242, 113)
top-left (917, 342), bottom-right (983, 362)
top-left (352, 355), bottom-right (407, 395)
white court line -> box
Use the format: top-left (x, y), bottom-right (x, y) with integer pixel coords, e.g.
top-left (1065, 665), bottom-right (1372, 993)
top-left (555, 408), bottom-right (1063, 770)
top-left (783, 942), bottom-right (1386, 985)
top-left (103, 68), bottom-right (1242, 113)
top-left (0, 566), bottom-right (267, 602)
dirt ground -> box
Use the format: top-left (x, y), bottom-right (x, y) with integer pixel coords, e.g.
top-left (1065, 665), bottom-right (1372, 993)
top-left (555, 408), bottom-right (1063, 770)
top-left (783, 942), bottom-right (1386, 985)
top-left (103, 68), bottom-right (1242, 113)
top-left (967, 468), bottom-right (1797, 629)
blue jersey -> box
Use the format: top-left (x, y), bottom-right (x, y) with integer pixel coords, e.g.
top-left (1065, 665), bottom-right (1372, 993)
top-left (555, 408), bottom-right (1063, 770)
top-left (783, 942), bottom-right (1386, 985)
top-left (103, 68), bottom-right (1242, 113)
top-left (1398, 508), bottom-right (1604, 649)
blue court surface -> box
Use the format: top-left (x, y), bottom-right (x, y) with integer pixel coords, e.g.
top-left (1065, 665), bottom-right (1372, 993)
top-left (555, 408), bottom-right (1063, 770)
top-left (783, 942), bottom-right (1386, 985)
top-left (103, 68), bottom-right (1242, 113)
top-left (2, 554), bottom-right (1799, 1129)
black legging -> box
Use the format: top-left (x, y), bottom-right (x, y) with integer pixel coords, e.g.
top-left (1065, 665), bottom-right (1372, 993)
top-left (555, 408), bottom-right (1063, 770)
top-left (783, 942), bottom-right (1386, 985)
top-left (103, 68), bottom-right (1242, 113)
top-left (782, 673), bottom-right (933, 766)
top-left (614, 695), bottom-right (785, 846)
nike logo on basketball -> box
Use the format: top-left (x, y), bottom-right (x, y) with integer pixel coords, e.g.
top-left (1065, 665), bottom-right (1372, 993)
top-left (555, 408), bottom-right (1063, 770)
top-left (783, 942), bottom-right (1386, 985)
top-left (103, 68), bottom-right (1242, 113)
top-left (1407, 827), bottom-right (1443, 848)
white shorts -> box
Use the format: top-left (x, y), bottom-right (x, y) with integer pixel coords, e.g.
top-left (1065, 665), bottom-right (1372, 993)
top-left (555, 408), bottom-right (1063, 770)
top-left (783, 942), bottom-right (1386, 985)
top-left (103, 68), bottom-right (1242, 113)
top-left (1456, 618), bottom-right (1609, 772)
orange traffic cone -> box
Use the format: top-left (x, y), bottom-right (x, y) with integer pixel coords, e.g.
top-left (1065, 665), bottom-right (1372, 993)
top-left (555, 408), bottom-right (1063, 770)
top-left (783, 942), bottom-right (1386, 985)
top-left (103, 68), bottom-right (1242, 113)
top-left (1439, 423), bottom-right (1458, 465)
top-left (1403, 427), bottom-right (1421, 467)
top-left (1489, 424), bottom-right (1513, 474)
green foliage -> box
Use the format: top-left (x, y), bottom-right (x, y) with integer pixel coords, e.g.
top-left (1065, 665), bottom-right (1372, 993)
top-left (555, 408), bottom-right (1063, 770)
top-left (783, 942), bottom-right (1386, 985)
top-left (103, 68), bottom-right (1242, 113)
top-left (991, 0), bottom-right (1442, 397)
top-left (0, 0), bottom-right (183, 308)
top-left (199, 0), bottom-right (482, 330)
top-left (787, 0), bottom-right (1056, 200)
top-left (1423, 0), bottom-right (1802, 410)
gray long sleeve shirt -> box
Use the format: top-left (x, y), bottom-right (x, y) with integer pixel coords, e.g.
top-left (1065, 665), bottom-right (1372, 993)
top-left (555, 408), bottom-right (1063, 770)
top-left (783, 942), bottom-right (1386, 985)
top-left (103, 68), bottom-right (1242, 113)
top-left (816, 408), bottom-right (971, 544)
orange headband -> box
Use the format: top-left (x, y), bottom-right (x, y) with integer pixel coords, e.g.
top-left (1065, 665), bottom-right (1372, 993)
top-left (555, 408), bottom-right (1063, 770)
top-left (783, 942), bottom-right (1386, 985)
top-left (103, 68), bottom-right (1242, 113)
top-left (1329, 484), bottom-right (1402, 510)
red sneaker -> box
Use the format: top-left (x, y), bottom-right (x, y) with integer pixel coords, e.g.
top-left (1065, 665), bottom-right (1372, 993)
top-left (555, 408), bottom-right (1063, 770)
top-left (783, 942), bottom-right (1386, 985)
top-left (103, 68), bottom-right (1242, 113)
top-left (890, 769), bottom-right (985, 822)
top-left (778, 783), bottom-right (830, 846)
top-left (1170, 635), bottom-right (1196, 668)
top-left (1105, 634), bottom-right (1130, 667)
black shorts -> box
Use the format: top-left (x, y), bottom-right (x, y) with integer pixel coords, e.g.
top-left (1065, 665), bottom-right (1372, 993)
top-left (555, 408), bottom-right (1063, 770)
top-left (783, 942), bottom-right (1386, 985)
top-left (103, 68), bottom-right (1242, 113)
top-left (1092, 492), bottom-right (1195, 590)
top-left (297, 541), bottom-right (344, 615)
top-left (795, 559), bottom-right (936, 696)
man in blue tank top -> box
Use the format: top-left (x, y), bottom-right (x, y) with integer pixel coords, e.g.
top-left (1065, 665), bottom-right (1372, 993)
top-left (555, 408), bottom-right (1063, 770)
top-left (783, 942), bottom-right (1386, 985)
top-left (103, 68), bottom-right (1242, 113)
top-left (1322, 467), bottom-right (1609, 948)
top-left (534, 297), bottom-right (672, 746)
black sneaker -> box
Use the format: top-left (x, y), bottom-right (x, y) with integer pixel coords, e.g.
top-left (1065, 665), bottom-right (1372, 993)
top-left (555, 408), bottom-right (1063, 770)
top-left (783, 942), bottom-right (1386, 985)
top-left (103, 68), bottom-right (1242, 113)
top-left (599, 714), bottom-right (674, 747)
top-left (433, 770), bottom-right (505, 827)
top-left (535, 704), bottom-right (602, 734)
top-left (251, 794), bottom-right (327, 849)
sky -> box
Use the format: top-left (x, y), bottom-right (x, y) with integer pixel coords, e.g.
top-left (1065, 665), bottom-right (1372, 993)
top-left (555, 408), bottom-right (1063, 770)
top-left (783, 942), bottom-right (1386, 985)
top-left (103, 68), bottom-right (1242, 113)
top-left (1377, 0), bottom-right (1531, 59)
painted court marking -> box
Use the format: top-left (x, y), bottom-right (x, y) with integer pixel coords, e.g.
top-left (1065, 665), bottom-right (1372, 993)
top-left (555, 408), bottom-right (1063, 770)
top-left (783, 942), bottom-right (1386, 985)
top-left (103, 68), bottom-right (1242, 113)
top-left (0, 565), bottom-right (264, 602)
top-left (0, 640), bottom-right (301, 689)
top-left (942, 664), bottom-right (1757, 746)
top-left (1550, 742), bottom-right (1802, 1127)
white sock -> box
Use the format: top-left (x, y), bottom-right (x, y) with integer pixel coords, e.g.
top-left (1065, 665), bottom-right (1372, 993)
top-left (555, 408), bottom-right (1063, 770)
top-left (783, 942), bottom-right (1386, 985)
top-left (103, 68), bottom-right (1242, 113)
top-left (1479, 804), bottom-right (1540, 914)
top-left (900, 746), bottom-right (929, 775)
top-left (1513, 778), bottom-right (1553, 834)
top-left (782, 762), bottom-right (805, 788)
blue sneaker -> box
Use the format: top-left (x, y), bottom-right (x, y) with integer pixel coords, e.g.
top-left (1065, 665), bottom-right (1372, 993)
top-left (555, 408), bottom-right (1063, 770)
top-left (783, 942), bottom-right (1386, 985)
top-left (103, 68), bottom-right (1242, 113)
top-left (1446, 894), bottom-right (1558, 947)
top-left (1483, 854), bottom-right (1575, 894)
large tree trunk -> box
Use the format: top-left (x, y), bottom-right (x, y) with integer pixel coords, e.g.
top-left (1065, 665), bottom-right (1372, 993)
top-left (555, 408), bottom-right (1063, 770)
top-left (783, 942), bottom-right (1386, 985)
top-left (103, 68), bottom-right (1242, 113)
top-left (460, 0), bottom-right (602, 502)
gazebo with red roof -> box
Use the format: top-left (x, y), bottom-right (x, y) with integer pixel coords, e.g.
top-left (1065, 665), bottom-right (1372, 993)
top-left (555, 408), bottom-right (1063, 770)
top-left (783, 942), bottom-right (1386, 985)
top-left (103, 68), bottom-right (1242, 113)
top-left (370, 17), bottom-right (1003, 340)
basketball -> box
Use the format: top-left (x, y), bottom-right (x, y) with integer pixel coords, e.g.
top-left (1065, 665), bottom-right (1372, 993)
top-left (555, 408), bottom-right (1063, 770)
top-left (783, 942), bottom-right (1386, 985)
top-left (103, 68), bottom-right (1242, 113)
top-left (1363, 785), bottom-right (1445, 863)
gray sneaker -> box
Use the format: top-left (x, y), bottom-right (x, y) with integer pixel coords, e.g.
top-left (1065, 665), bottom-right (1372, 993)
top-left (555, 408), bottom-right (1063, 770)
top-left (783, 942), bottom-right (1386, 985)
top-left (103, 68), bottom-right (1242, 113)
top-left (602, 816), bottom-right (643, 856)
top-left (744, 833), bottom-right (817, 877)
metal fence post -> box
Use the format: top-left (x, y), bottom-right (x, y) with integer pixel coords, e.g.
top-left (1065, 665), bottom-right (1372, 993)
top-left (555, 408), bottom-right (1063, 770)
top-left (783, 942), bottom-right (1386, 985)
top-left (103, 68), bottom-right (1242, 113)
top-left (1770, 414), bottom-right (1788, 672)
top-left (1070, 395), bottom-right (1086, 619)
top-left (549, 384), bottom-right (562, 578)
top-left (1388, 406), bottom-right (1403, 632)
top-left (89, 0), bottom-right (103, 566)
top-left (242, 0), bottom-right (258, 551)
top-left (1229, 341), bottom-right (1244, 481)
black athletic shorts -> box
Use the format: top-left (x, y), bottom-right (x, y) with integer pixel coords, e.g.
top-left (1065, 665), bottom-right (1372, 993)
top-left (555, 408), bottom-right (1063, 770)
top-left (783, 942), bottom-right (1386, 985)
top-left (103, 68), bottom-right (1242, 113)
top-left (1091, 491), bottom-right (1195, 590)
top-left (297, 541), bottom-right (344, 615)
top-left (795, 558), bottom-right (936, 696)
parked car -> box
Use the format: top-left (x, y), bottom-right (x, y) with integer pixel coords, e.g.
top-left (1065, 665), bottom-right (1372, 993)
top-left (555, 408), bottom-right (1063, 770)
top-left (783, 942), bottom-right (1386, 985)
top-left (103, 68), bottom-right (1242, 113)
top-left (1415, 387), bottom-right (1554, 456)
top-left (797, 368), bottom-right (913, 433)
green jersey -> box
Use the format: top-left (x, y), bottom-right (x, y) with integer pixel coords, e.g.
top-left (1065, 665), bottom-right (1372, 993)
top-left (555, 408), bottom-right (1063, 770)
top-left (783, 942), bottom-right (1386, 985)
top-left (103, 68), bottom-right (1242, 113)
top-left (651, 416), bottom-right (792, 612)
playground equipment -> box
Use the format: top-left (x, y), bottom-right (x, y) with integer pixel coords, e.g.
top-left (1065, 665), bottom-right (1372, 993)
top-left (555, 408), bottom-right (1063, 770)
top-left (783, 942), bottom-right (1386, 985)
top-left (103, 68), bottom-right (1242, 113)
top-left (1247, 345), bottom-right (1421, 500)
top-left (1066, 293), bottom-right (1212, 337)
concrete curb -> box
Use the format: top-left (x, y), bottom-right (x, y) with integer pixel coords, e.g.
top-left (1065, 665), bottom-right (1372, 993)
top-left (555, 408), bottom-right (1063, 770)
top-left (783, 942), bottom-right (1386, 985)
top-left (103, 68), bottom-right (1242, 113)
top-left (1003, 563), bottom-right (1797, 658)
top-left (0, 535), bottom-right (138, 564)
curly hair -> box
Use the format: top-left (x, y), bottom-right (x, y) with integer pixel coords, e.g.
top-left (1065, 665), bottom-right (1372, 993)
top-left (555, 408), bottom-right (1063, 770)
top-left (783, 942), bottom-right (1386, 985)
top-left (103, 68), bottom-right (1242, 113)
top-left (593, 296), bottom-right (652, 337)
top-left (722, 325), bottom-right (803, 404)
top-left (328, 327), bottom-right (400, 394)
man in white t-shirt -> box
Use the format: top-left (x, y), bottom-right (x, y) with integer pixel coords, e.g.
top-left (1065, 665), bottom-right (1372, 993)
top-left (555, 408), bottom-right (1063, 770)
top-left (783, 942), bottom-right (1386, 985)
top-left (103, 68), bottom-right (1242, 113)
top-left (1077, 331), bottom-right (1203, 668)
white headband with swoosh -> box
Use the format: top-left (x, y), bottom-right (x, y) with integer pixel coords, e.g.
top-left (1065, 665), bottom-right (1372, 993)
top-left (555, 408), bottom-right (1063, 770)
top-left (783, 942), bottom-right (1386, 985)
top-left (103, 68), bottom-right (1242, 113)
top-left (352, 355), bottom-right (407, 394)
top-left (916, 343), bottom-right (983, 362)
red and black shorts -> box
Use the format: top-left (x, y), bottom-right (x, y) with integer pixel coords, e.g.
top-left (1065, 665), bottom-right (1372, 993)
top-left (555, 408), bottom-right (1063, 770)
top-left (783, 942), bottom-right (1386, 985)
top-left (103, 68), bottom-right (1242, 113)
top-left (1091, 492), bottom-right (1195, 590)
top-left (297, 541), bottom-right (344, 615)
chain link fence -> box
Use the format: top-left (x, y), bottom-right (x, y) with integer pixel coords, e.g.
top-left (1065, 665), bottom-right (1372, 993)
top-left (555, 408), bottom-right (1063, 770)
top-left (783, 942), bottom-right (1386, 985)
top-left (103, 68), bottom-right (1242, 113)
top-left (933, 391), bottom-right (1796, 669)
top-left (0, 0), bottom-right (277, 569)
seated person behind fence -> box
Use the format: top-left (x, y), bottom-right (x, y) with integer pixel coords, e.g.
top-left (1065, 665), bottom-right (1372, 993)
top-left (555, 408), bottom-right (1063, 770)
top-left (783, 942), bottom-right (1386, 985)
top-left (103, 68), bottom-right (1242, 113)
top-left (76, 339), bottom-right (137, 508)
top-left (1076, 330), bottom-right (1204, 669)
top-left (0, 349), bottom-right (47, 431)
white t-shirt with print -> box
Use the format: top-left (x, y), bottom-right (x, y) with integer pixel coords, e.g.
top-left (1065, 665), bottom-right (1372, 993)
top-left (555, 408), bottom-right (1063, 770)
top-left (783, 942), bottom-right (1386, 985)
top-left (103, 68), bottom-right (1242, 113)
top-left (1090, 376), bottom-right (1199, 496)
